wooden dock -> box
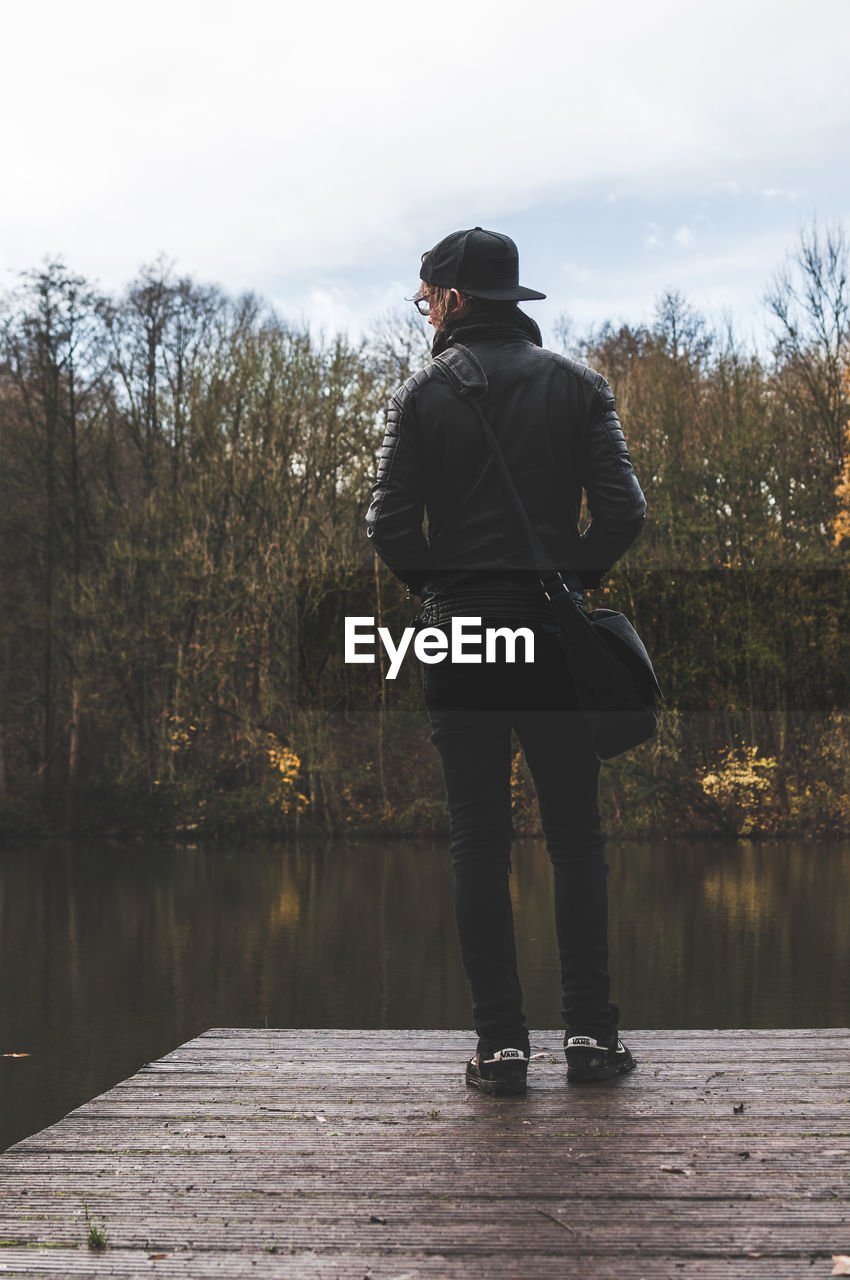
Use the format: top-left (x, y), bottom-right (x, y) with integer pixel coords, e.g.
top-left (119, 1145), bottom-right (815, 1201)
top-left (0, 1029), bottom-right (848, 1278)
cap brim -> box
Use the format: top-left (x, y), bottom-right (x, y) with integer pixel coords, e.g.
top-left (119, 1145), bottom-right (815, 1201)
top-left (464, 285), bottom-right (546, 301)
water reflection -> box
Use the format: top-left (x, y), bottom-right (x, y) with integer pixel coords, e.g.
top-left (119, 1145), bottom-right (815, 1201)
top-left (1, 837), bottom-right (848, 1152)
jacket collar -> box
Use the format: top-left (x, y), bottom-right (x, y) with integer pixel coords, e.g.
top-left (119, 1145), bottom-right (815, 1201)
top-left (431, 303), bottom-right (543, 357)
top-left (432, 345), bottom-right (488, 396)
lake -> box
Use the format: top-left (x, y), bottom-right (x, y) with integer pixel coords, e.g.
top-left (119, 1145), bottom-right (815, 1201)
top-left (1, 836), bottom-right (848, 1152)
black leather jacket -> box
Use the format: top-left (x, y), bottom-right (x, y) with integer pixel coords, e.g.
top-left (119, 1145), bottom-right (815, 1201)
top-left (366, 309), bottom-right (646, 624)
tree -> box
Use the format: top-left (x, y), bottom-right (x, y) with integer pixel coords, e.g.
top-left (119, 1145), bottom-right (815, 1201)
top-left (0, 261), bottom-right (107, 819)
top-left (765, 222), bottom-right (850, 537)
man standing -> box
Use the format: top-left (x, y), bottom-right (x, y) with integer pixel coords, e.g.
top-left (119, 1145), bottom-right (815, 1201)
top-left (366, 228), bottom-right (646, 1094)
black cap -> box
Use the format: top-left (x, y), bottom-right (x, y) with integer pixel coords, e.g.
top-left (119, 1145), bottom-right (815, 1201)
top-left (420, 227), bottom-right (546, 301)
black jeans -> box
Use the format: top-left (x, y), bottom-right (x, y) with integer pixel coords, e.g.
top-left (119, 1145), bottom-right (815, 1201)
top-left (424, 621), bottom-right (613, 1049)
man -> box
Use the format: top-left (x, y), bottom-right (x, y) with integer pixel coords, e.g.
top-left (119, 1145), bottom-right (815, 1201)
top-left (366, 227), bottom-right (646, 1094)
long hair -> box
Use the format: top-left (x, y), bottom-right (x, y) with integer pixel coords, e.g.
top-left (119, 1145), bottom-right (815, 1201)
top-left (418, 281), bottom-right (474, 331)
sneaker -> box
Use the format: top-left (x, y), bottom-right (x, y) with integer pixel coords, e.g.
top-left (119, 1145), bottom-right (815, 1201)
top-left (465, 1046), bottom-right (529, 1096)
top-left (564, 1032), bottom-right (636, 1082)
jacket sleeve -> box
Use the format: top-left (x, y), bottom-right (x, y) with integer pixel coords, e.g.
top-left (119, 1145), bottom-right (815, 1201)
top-left (365, 382), bottom-right (432, 594)
top-left (576, 375), bottom-right (646, 585)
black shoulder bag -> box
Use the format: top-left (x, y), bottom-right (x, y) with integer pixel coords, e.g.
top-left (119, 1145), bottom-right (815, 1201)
top-left (435, 347), bottom-right (662, 760)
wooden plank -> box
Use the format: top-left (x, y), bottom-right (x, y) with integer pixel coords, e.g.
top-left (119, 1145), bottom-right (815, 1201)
top-left (0, 1248), bottom-right (838, 1279)
top-left (1, 1029), bottom-right (848, 1279)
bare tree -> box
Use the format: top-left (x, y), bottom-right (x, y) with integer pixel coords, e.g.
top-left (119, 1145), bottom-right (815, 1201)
top-left (765, 221), bottom-right (850, 474)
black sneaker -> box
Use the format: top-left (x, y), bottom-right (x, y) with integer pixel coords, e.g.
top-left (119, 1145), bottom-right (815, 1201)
top-left (564, 1032), bottom-right (636, 1082)
top-left (465, 1046), bottom-right (529, 1096)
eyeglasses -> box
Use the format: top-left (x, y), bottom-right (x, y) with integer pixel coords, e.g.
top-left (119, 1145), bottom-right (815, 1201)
top-left (407, 291), bottom-right (432, 316)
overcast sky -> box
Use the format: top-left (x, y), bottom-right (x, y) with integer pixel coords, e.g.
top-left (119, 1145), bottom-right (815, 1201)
top-left (3, 0), bottom-right (848, 348)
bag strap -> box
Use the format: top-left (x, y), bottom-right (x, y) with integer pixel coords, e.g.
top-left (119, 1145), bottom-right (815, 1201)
top-left (433, 345), bottom-right (584, 605)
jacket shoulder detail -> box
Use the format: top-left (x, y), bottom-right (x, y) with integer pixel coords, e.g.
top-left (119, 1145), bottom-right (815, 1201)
top-left (389, 362), bottom-right (435, 416)
top-left (545, 351), bottom-right (612, 402)
top-left (432, 345), bottom-right (489, 396)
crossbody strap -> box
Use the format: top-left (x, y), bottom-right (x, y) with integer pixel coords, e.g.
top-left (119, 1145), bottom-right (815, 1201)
top-left (434, 346), bottom-right (584, 605)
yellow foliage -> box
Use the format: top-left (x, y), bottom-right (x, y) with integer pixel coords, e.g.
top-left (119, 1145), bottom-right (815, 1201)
top-left (264, 735), bottom-right (309, 814)
top-left (833, 370), bottom-right (850, 547)
top-left (166, 714), bottom-right (197, 753)
top-left (700, 744), bottom-right (778, 837)
top-left (785, 712), bottom-right (850, 830)
top-left (834, 472), bottom-right (850, 545)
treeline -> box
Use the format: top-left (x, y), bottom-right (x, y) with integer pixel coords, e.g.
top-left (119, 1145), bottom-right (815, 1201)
top-left (1, 226), bottom-right (849, 842)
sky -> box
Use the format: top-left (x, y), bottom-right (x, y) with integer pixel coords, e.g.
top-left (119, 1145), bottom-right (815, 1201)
top-left (3, 0), bottom-right (848, 350)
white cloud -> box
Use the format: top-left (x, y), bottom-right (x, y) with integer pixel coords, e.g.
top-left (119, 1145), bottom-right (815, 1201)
top-left (1, 0), bottom-right (848, 329)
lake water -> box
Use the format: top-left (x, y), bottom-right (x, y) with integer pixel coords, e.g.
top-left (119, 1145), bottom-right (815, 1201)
top-left (1, 836), bottom-right (848, 1152)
